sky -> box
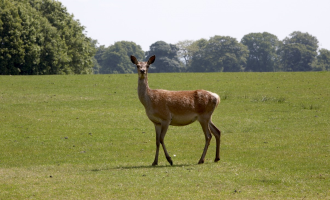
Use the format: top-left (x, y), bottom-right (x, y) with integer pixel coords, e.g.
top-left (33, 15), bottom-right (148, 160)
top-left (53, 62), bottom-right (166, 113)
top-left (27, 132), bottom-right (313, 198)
top-left (59, 0), bottom-right (330, 51)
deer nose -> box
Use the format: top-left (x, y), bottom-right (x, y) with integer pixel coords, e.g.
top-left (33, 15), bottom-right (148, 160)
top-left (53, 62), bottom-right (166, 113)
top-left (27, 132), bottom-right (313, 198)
top-left (140, 69), bottom-right (146, 74)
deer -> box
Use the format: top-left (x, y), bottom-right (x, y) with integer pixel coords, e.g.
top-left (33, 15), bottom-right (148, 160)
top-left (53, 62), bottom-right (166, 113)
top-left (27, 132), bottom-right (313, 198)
top-left (130, 55), bottom-right (221, 166)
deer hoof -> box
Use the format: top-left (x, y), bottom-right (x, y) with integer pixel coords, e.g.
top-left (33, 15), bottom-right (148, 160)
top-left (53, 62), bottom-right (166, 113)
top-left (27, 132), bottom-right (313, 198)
top-left (166, 157), bottom-right (173, 166)
top-left (214, 158), bottom-right (220, 162)
top-left (198, 160), bottom-right (204, 164)
top-left (152, 162), bottom-right (158, 166)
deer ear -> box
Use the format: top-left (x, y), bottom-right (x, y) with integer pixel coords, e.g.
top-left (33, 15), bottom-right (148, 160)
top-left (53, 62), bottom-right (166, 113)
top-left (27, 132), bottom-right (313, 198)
top-left (147, 55), bottom-right (156, 65)
top-left (130, 55), bottom-right (138, 65)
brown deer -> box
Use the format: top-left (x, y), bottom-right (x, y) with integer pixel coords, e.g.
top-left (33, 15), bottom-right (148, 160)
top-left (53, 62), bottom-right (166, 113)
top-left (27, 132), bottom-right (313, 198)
top-left (130, 55), bottom-right (221, 166)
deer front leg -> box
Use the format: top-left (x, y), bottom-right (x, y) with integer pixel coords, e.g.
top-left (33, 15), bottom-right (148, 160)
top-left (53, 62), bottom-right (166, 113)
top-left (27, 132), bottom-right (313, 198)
top-left (152, 124), bottom-right (161, 166)
top-left (160, 121), bottom-right (172, 165)
top-left (153, 121), bottom-right (172, 166)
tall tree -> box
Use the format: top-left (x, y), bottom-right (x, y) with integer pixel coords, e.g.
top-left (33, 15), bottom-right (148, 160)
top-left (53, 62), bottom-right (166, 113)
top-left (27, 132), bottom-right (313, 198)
top-left (241, 32), bottom-right (280, 72)
top-left (188, 36), bottom-right (249, 72)
top-left (312, 48), bottom-right (330, 71)
top-left (145, 41), bottom-right (183, 73)
top-left (91, 40), bottom-right (101, 74)
top-left (0, 0), bottom-right (25, 75)
top-left (0, 0), bottom-right (96, 75)
top-left (30, 0), bottom-right (96, 74)
top-left (185, 39), bottom-right (209, 72)
top-left (99, 41), bottom-right (144, 74)
top-left (278, 31), bottom-right (319, 71)
top-left (176, 40), bottom-right (196, 68)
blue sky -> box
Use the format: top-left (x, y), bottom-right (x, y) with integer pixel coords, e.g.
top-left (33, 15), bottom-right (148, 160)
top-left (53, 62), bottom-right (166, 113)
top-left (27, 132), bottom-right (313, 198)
top-left (60, 0), bottom-right (330, 51)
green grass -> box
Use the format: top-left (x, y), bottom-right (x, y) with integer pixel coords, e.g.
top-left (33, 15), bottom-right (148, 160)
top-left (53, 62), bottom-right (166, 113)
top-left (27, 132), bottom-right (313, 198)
top-left (0, 72), bottom-right (329, 199)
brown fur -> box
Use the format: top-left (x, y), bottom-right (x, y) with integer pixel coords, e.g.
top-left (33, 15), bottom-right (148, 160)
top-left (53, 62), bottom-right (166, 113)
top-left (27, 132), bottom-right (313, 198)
top-left (131, 55), bottom-right (221, 165)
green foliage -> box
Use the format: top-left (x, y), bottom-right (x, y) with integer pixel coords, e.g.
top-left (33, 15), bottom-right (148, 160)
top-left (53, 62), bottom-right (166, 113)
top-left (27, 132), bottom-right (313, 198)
top-left (241, 32), bottom-right (280, 72)
top-left (312, 48), bottom-right (330, 71)
top-left (0, 0), bottom-right (26, 75)
top-left (0, 72), bottom-right (329, 199)
top-left (188, 36), bottom-right (249, 72)
top-left (176, 40), bottom-right (195, 67)
top-left (278, 31), bottom-right (319, 71)
top-left (145, 41), bottom-right (183, 72)
top-left (90, 40), bottom-right (101, 74)
top-left (93, 44), bottom-right (106, 74)
top-left (98, 41), bottom-right (144, 74)
top-left (0, 0), bottom-right (95, 75)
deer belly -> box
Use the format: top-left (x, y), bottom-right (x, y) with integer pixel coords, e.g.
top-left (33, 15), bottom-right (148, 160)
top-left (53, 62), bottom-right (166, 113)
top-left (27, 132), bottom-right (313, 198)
top-left (145, 109), bottom-right (197, 126)
top-left (170, 113), bottom-right (198, 126)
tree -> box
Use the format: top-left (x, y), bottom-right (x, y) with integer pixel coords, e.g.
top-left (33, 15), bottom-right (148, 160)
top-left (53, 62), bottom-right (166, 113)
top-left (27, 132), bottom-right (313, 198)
top-left (278, 31), bottom-right (319, 71)
top-left (176, 40), bottom-right (196, 68)
top-left (188, 36), bottom-right (249, 72)
top-left (145, 41), bottom-right (183, 73)
top-left (98, 41), bottom-right (144, 74)
top-left (0, 0), bottom-right (96, 75)
top-left (185, 39), bottom-right (209, 72)
top-left (241, 32), bottom-right (280, 72)
top-left (0, 0), bottom-right (25, 75)
top-left (91, 40), bottom-right (101, 74)
top-left (30, 0), bottom-right (96, 74)
top-left (312, 48), bottom-right (330, 71)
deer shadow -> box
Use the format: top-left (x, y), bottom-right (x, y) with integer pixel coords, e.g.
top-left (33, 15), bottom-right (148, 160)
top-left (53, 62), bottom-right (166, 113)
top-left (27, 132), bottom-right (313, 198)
top-left (89, 162), bottom-right (211, 172)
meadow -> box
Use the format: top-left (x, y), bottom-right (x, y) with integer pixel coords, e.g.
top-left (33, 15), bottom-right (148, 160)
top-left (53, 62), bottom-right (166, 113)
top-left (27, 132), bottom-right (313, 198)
top-left (0, 72), bottom-right (329, 199)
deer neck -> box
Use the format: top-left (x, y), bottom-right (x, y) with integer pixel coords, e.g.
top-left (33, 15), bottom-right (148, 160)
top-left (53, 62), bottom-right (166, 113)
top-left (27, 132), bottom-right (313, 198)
top-left (138, 75), bottom-right (151, 107)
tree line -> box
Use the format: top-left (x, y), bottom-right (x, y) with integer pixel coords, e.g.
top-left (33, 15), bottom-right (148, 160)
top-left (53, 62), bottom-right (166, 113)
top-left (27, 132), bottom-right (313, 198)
top-left (1, 0), bottom-right (330, 75)
top-left (96, 32), bottom-right (330, 74)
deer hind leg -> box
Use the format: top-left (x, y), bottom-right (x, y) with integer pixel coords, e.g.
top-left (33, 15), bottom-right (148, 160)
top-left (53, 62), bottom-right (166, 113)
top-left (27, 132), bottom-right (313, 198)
top-left (153, 121), bottom-right (172, 166)
top-left (209, 121), bottom-right (221, 162)
top-left (198, 118), bottom-right (212, 164)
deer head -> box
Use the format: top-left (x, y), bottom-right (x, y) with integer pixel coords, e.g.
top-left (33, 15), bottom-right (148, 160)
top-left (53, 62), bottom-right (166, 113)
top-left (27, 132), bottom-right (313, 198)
top-left (130, 55), bottom-right (156, 79)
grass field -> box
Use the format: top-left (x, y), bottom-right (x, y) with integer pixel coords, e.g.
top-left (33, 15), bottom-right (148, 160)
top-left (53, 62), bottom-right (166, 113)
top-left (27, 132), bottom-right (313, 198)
top-left (0, 72), bottom-right (329, 199)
